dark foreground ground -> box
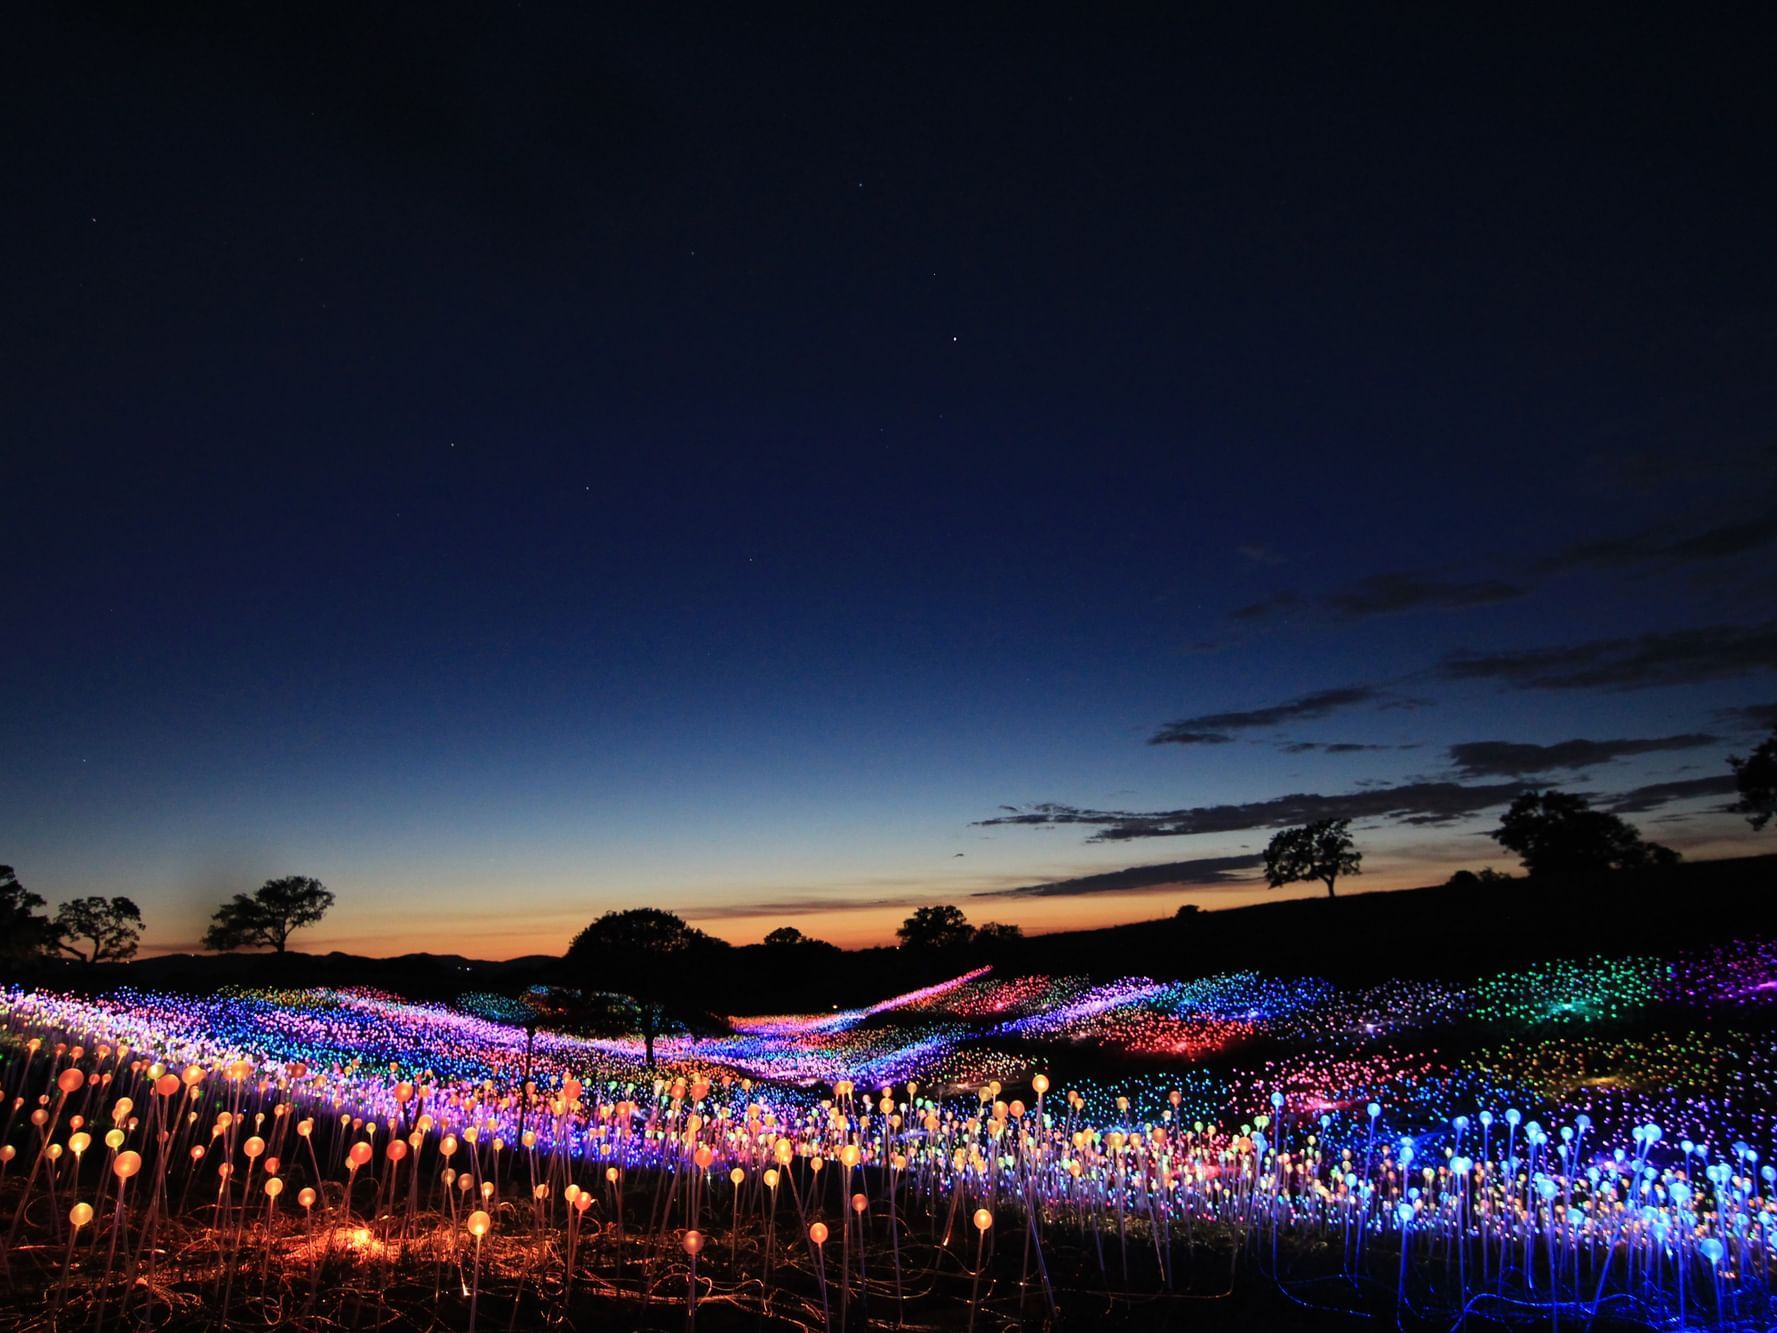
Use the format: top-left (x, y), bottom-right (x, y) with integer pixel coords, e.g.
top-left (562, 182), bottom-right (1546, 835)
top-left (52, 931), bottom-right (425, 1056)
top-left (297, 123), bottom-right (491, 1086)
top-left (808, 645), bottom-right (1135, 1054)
top-left (0, 1179), bottom-right (1659, 1332)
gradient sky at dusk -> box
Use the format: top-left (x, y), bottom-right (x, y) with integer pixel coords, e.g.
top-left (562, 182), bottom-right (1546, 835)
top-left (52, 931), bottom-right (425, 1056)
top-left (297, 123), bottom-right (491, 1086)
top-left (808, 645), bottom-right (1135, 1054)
top-left (7, 7), bottom-right (1776, 956)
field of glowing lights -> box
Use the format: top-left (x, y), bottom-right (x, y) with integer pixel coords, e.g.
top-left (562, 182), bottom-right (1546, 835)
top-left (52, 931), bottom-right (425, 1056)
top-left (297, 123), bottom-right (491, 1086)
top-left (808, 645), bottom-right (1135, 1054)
top-left (10, 938), bottom-right (1777, 1329)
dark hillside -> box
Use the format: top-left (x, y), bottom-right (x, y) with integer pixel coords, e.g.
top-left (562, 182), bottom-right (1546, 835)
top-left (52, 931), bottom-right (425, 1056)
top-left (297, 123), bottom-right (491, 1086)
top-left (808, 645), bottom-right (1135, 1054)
top-left (1006, 853), bottom-right (1777, 985)
top-left (6, 855), bottom-right (1772, 1012)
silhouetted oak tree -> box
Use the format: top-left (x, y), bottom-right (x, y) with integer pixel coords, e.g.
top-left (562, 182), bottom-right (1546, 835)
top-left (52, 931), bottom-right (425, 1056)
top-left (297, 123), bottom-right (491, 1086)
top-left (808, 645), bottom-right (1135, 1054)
top-left (0, 866), bottom-right (53, 961)
top-left (1490, 790), bottom-right (1677, 874)
top-left (971, 922), bottom-right (1023, 963)
top-left (1730, 728), bottom-right (1777, 832)
top-left (762, 926), bottom-right (841, 966)
top-left (896, 904), bottom-right (974, 950)
top-left (204, 876), bottom-right (336, 953)
top-left (564, 908), bottom-right (722, 1067)
top-left (53, 895), bottom-right (144, 965)
top-left (1263, 819), bottom-right (1362, 898)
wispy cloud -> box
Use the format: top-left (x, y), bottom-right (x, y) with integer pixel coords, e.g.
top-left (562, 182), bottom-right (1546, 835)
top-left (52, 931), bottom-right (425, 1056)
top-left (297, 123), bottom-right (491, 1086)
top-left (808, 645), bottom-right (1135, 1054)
top-left (1326, 573), bottom-right (1530, 619)
top-left (974, 854), bottom-right (1265, 899)
top-left (1230, 591), bottom-right (1304, 621)
top-left (1233, 514), bottom-right (1777, 632)
top-left (1440, 620), bottom-right (1777, 691)
top-left (1150, 686), bottom-right (1383, 746)
top-left (1447, 733), bottom-right (1719, 778)
top-left (1236, 544), bottom-right (1288, 567)
top-left (1603, 774), bottom-right (1739, 815)
top-left (1280, 741), bottom-right (1395, 754)
top-left (675, 893), bottom-right (943, 922)
top-left (1716, 702), bottom-right (1777, 733)
top-left (1233, 571), bottom-right (1528, 623)
top-left (1535, 518), bottom-right (1777, 575)
top-left (977, 780), bottom-right (1525, 843)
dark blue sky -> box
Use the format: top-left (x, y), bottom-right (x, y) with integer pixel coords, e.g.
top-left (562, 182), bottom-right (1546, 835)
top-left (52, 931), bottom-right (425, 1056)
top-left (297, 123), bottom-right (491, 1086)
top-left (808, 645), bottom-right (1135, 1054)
top-left (6, 5), bottom-right (1775, 953)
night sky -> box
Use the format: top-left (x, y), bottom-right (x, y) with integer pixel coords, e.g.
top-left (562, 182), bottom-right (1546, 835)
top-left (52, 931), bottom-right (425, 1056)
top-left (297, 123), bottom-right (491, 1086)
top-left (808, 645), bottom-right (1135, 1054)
top-left (7, 6), bottom-right (1776, 956)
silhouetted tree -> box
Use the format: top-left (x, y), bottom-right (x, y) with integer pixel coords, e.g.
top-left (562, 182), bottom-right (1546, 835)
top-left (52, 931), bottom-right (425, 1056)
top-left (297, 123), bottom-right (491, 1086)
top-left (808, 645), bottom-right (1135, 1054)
top-left (564, 908), bottom-right (723, 1067)
top-left (53, 895), bottom-right (143, 965)
top-left (761, 925), bottom-right (840, 966)
top-left (973, 921), bottom-right (1023, 956)
top-left (1490, 790), bottom-right (1677, 874)
top-left (1175, 903), bottom-right (1202, 918)
top-left (1730, 727), bottom-right (1777, 831)
top-left (203, 875), bottom-right (335, 953)
top-left (1263, 819), bottom-right (1362, 898)
top-left (1446, 867), bottom-right (1514, 890)
top-left (0, 866), bottom-right (53, 961)
top-left (896, 904), bottom-right (974, 951)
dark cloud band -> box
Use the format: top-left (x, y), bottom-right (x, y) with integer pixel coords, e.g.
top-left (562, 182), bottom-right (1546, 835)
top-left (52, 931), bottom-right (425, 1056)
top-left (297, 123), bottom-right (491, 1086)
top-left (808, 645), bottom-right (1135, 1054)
top-left (1150, 686), bottom-right (1382, 745)
top-left (1440, 620), bottom-right (1777, 691)
top-left (974, 854), bottom-right (1265, 899)
top-left (977, 780), bottom-right (1527, 843)
top-left (1448, 733), bottom-right (1718, 777)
